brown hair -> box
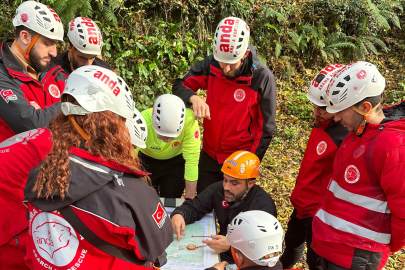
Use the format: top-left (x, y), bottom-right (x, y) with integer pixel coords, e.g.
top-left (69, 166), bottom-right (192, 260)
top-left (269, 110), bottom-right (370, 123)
top-left (34, 110), bottom-right (148, 200)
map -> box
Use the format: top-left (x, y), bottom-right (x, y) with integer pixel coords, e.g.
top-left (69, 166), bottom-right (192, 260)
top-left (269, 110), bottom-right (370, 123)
top-left (162, 208), bottom-right (220, 270)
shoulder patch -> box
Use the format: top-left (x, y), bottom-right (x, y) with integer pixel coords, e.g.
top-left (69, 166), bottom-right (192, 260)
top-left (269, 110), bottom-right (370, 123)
top-left (194, 130), bottom-right (200, 139)
top-left (152, 202), bottom-right (167, 228)
top-left (1, 89), bottom-right (18, 103)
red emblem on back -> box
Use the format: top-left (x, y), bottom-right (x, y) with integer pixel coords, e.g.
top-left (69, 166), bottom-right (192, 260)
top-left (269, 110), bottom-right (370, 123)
top-left (152, 203), bottom-right (167, 228)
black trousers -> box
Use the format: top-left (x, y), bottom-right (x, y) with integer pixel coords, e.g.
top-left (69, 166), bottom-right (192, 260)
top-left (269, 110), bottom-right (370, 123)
top-left (196, 150), bottom-right (224, 194)
top-left (138, 152), bottom-right (185, 198)
top-left (279, 209), bottom-right (323, 270)
top-left (321, 248), bottom-right (384, 270)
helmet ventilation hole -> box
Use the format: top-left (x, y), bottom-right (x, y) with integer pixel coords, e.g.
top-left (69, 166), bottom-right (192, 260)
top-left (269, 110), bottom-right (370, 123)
top-left (344, 75), bottom-right (350, 81)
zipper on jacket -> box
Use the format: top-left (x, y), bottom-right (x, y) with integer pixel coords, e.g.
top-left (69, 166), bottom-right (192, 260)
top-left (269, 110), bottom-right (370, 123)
top-left (14, 235), bottom-right (19, 245)
top-left (247, 108), bottom-right (254, 142)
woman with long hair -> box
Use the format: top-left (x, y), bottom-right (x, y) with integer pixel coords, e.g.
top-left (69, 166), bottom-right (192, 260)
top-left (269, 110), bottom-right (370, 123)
top-left (23, 66), bottom-right (172, 270)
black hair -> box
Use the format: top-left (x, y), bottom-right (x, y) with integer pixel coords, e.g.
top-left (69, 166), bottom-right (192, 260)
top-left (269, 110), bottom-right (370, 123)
top-left (14, 25), bottom-right (37, 40)
top-left (354, 94), bottom-right (383, 112)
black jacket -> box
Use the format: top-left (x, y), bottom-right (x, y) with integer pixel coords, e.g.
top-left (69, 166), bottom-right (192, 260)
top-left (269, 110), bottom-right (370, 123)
top-left (49, 51), bottom-right (113, 76)
top-left (171, 181), bottom-right (277, 263)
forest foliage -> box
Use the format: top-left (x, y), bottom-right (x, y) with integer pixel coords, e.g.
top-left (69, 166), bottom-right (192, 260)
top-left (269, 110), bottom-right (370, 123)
top-left (1, 0), bottom-right (405, 268)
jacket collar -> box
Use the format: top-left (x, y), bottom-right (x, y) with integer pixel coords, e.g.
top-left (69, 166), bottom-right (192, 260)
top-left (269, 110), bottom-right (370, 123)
top-left (210, 52), bottom-right (254, 86)
top-left (1, 40), bottom-right (34, 79)
top-left (69, 147), bottom-right (148, 177)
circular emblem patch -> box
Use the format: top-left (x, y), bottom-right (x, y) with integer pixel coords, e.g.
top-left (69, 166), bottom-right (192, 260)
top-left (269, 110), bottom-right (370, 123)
top-left (48, 84), bottom-right (61, 98)
top-left (32, 212), bottom-right (79, 266)
top-left (172, 142), bottom-right (180, 148)
top-left (353, 145), bottom-right (365, 159)
top-left (234, 89), bottom-right (246, 102)
top-left (316, 141), bottom-right (327, 155)
top-left (221, 200), bottom-right (229, 208)
top-left (21, 12), bottom-right (30, 23)
top-left (356, 70), bottom-right (367, 80)
top-left (194, 130), bottom-right (200, 139)
top-left (345, 165), bottom-right (360, 184)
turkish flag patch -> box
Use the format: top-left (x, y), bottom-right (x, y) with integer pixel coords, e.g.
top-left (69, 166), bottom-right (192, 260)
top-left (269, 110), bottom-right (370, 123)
top-left (194, 130), bottom-right (200, 139)
top-left (1, 90), bottom-right (18, 103)
top-left (152, 202), bottom-right (167, 228)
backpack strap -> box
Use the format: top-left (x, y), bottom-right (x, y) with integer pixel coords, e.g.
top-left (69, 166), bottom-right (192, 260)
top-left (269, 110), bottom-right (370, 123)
top-left (59, 206), bottom-right (152, 267)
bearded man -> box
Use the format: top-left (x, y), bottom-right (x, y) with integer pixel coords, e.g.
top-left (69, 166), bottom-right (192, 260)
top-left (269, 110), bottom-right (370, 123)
top-left (0, 1), bottom-right (67, 142)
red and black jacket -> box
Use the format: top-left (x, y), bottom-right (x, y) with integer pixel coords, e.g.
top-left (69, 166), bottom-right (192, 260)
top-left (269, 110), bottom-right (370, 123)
top-left (172, 45), bottom-right (276, 163)
top-left (171, 181), bottom-right (277, 263)
top-left (24, 145), bottom-right (173, 270)
top-left (0, 41), bottom-right (67, 142)
top-left (50, 50), bottom-right (113, 76)
top-left (290, 119), bottom-right (348, 219)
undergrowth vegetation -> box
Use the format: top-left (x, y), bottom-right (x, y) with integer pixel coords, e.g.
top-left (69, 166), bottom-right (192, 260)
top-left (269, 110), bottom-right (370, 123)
top-left (2, 0), bottom-right (405, 268)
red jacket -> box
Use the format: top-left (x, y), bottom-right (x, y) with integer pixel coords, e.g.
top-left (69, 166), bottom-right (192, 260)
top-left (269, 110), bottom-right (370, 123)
top-left (290, 119), bottom-right (348, 219)
top-left (172, 45), bottom-right (276, 163)
top-left (24, 146), bottom-right (173, 270)
top-left (0, 128), bottom-right (52, 269)
top-left (0, 41), bottom-right (66, 142)
top-left (312, 102), bottom-right (405, 269)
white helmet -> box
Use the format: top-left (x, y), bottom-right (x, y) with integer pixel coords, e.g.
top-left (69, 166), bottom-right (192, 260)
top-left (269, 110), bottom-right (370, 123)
top-left (13, 1), bottom-right (64, 41)
top-left (213, 17), bottom-right (250, 64)
top-left (68, 17), bottom-right (103, 55)
top-left (227, 211), bottom-right (283, 267)
top-left (152, 94), bottom-right (186, 138)
top-left (126, 108), bottom-right (148, 149)
top-left (307, 64), bottom-right (345, 106)
top-left (325, 61), bottom-right (385, 113)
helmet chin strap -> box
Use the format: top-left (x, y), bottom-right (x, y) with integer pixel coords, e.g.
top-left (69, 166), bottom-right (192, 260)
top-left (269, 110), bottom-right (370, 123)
top-left (13, 33), bottom-right (40, 63)
top-left (350, 102), bottom-right (380, 136)
top-left (69, 46), bottom-right (76, 72)
top-left (239, 179), bottom-right (250, 201)
top-left (69, 115), bottom-right (90, 141)
top-left (231, 247), bottom-right (240, 270)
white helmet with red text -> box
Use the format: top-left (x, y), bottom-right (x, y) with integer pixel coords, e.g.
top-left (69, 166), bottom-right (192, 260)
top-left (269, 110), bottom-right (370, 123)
top-left (325, 61), bottom-right (385, 113)
top-left (307, 64), bottom-right (345, 106)
top-left (68, 17), bottom-right (103, 55)
top-left (152, 94), bottom-right (186, 138)
top-left (12, 1), bottom-right (64, 41)
top-left (227, 211), bottom-right (283, 267)
top-left (213, 17), bottom-right (250, 64)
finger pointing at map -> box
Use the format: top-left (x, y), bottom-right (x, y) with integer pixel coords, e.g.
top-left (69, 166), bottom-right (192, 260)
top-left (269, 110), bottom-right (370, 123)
top-left (171, 214), bottom-right (186, 241)
top-left (202, 235), bottom-right (231, 253)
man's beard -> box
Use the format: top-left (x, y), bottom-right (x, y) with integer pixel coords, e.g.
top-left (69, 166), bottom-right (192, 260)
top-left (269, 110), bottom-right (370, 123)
top-left (29, 46), bottom-right (50, 73)
top-left (221, 63), bottom-right (244, 79)
top-left (70, 54), bottom-right (80, 71)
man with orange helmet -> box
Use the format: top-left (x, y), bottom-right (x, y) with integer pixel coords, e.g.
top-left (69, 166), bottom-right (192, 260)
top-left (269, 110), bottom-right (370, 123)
top-left (50, 17), bottom-right (112, 76)
top-left (170, 150), bottom-right (277, 263)
top-left (0, 1), bottom-right (67, 142)
top-left (172, 17), bottom-right (277, 194)
top-left (279, 64), bottom-right (348, 270)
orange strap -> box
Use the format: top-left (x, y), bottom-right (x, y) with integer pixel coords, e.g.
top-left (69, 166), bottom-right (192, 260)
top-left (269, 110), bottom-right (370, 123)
top-left (350, 102), bottom-right (380, 136)
top-left (230, 246), bottom-right (240, 270)
top-left (69, 46), bottom-right (75, 72)
top-left (69, 115), bottom-right (90, 141)
top-left (13, 33), bottom-right (40, 62)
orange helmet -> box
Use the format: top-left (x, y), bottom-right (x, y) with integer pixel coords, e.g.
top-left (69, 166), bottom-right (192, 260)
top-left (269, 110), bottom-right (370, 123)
top-left (221, 151), bottom-right (260, 179)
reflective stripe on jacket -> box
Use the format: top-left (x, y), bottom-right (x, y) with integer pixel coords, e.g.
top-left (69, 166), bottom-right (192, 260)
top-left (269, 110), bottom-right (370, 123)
top-left (312, 102), bottom-right (405, 268)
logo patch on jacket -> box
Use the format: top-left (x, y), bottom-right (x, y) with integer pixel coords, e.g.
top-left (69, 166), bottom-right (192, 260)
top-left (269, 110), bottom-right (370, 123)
top-left (172, 142), bottom-right (180, 147)
top-left (221, 200), bottom-right (229, 208)
top-left (152, 203), bottom-right (167, 228)
top-left (234, 89), bottom-right (246, 102)
top-left (1, 89), bottom-right (18, 103)
top-left (0, 128), bottom-right (43, 149)
top-left (345, 165), bottom-right (360, 184)
top-left (48, 84), bottom-right (61, 98)
top-left (31, 211), bottom-right (79, 266)
top-left (194, 130), bottom-right (200, 139)
top-left (316, 141), bottom-right (327, 155)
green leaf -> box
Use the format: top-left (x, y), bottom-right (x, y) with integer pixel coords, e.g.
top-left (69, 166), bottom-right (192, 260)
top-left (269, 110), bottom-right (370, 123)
top-left (275, 43), bottom-right (282, 59)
